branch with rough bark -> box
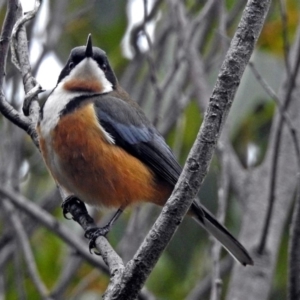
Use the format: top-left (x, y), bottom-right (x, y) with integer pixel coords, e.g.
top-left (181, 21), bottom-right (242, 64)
top-left (101, 0), bottom-right (272, 298)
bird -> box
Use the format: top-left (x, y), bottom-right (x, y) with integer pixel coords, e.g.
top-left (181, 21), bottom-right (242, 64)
top-left (37, 34), bottom-right (253, 266)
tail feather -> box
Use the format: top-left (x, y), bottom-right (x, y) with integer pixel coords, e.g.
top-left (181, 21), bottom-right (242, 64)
top-left (190, 202), bottom-right (253, 266)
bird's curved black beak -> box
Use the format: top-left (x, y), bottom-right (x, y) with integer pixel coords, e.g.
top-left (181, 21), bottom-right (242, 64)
top-left (85, 34), bottom-right (93, 58)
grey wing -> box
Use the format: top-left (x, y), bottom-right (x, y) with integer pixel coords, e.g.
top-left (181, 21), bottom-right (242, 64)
top-left (93, 95), bottom-right (181, 185)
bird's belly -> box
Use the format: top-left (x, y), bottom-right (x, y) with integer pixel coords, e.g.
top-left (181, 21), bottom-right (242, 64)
top-left (38, 104), bottom-right (172, 208)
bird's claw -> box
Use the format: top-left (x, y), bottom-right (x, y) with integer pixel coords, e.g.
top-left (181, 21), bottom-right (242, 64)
top-left (85, 226), bottom-right (111, 255)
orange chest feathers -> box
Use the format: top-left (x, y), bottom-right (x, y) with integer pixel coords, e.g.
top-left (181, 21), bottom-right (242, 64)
top-left (38, 103), bottom-right (172, 208)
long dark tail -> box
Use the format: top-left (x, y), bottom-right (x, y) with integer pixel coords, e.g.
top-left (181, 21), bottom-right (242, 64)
top-left (190, 202), bottom-right (253, 266)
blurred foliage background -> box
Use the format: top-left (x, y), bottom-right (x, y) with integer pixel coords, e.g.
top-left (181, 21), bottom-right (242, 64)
top-left (0, 0), bottom-right (299, 299)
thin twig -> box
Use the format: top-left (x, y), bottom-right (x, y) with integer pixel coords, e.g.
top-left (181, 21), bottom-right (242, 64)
top-left (278, 0), bottom-right (291, 76)
top-left (10, 0), bottom-right (42, 143)
top-left (10, 0), bottom-right (41, 70)
top-left (210, 145), bottom-right (229, 300)
top-left (226, 0), bottom-right (247, 28)
top-left (287, 28), bottom-right (300, 300)
top-left (288, 174), bottom-right (300, 300)
top-left (0, 186), bottom-right (108, 273)
top-left (186, 257), bottom-right (233, 300)
top-left (173, 1), bottom-right (212, 112)
top-left (0, 0), bottom-right (33, 138)
top-left (2, 200), bottom-right (51, 300)
top-left (129, 0), bottom-right (163, 56)
top-left (249, 61), bottom-right (300, 163)
top-left (142, 0), bottom-right (163, 126)
top-left (160, 87), bottom-right (193, 136)
top-left (68, 269), bottom-right (100, 299)
top-left (188, 0), bottom-right (217, 47)
top-left (258, 33), bottom-right (300, 254)
top-left (50, 255), bottom-right (83, 298)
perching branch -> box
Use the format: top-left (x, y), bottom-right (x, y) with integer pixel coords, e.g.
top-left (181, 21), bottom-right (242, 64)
top-left (104, 0), bottom-right (271, 298)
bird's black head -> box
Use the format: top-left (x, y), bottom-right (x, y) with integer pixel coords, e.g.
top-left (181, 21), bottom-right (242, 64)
top-left (57, 34), bottom-right (117, 92)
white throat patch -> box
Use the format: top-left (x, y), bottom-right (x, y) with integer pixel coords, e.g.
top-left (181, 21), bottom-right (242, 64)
top-left (39, 58), bottom-right (113, 138)
top-left (65, 58), bottom-right (113, 94)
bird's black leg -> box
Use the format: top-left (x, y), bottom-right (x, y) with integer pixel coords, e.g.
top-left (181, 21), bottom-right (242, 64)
top-left (85, 208), bottom-right (123, 254)
top-left (61, 196), bottom-right (123, 254)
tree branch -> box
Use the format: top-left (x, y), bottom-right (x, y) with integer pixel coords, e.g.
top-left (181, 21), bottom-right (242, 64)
top-left (0, 0), bottom-right (33, 134)
top-left (104, 0), bottom-right (271, 298)
top-left (257, 27), bottom-right (300, 255)
top-left (186, 257), bottom-right (233, 300)
top-left (0, 186), bottom-right (108, 273)
top-left (210, 144), bottom-right (229, 300)
top-left (2, 200), bottom-right (51, 300)
top-left (9, 0), bottom-right (42, 145)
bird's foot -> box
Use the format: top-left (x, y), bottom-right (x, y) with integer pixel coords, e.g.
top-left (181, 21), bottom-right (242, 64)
top-left (85, 225), bottom-right (111, 255)
top-left (61, 196), bottom-right (87, 220)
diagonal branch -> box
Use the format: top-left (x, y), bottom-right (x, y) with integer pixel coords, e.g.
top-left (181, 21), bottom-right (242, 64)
top-left (2, 200), bottom-right (51, 300)
top-left (0, 186), bottom-right (108, 273)
top-left (104, 0), bottom-right (272, 298)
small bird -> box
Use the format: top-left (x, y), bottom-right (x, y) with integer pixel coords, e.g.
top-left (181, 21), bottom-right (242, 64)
top-left (37, 34), bottom-right (253, 266)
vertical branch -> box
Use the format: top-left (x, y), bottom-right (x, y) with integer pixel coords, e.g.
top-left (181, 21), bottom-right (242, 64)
top-left (210, 146), bottom-right (229, 300)
top-left (248, 61), bottom-right (300, 296)
top-left (0, 0), bottom-right (32, 133)
top-left (10, 0), bottom-right (43, 146)
top-left (142, 0), bottom-right (162, 126)
top-left (257, 31), bottom-right (300, 254)
top-left (278, 0), bottom-right (291, 76)
top-left (187, 258), bottom-right (233, 300)
top-left (288, 179), bottom-right (300, 300)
